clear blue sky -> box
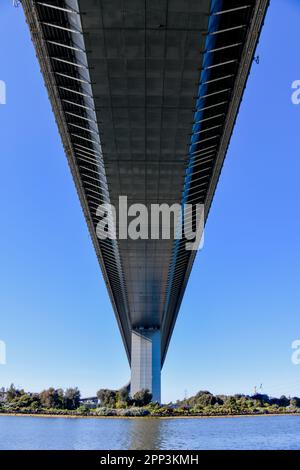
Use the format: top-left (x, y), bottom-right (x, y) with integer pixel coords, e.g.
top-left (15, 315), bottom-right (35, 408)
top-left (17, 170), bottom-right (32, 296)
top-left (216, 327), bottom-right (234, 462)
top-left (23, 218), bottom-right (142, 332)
top-left (1, 0), bottom-right (300, 403)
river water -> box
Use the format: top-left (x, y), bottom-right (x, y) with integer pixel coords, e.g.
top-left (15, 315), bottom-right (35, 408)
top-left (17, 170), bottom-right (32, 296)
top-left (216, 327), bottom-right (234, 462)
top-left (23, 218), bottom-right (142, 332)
top-left (1, 415), bottom-right (300, 450)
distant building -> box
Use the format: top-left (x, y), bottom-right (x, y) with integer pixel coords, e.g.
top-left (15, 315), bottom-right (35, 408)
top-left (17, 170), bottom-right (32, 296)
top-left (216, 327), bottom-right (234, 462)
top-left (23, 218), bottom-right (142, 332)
top-left (80, 397), bottom-right (98, 408)
top-left (0, 388), bottom-right (7, 403)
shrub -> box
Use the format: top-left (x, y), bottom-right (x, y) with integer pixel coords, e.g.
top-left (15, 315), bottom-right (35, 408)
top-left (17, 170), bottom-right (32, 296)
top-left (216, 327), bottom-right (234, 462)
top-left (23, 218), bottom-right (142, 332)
top-left (117, 407), bottom-right (150, 417)
top-left (95, 407), bottom-right (117, 416)
top-left (77, 405), bottom-right (91, 415)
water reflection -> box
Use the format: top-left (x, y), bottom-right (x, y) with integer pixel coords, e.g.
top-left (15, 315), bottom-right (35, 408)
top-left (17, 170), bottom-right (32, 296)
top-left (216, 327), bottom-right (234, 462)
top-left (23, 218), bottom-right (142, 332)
top-left (1, 415), bottom-right (300, 450)
top-left (128, 418), bottom-right (164, 450)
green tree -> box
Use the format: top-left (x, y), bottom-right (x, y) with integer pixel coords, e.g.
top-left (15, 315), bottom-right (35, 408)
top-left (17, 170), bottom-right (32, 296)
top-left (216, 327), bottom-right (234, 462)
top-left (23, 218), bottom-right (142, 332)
top-left (39, 388), bottom-right (63, 409)
top-left (195, 391), bottom-right (216, 407)
top-left (225, 396), bottom-right (240, 414)
top-left (6, 384), bottom-right (24, 402)
top-left (132, 389), bottom-right (152, 407)
top-left (278, 395), bottom-right (290, 407)
top-left (64, 387), bottom-right (81, 410)
top-left (116, 387), bottom-right (129, 407)
top-left (97, 389), bottom-right (117, 407)
top-left (13, 393), bottom-right (41, 409)
top-left (290, 397), bottom-right (300, 408)
top-left (251, 394), bottom-right (270, 405)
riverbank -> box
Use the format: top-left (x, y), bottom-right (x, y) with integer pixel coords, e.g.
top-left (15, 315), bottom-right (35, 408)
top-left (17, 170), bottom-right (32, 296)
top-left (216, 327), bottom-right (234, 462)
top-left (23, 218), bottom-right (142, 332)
top-left (1, 411), bottom-right (300, 420)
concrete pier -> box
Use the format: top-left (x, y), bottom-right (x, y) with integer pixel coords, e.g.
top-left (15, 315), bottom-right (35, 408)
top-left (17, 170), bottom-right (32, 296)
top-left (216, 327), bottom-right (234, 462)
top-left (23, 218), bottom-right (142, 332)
top-left (130, 329), bottom-right (161, 403)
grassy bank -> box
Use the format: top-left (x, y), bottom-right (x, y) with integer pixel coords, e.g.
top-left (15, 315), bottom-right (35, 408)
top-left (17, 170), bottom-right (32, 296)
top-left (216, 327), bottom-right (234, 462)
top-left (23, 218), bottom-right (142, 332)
top-left (1, 409), bottom-right (300, 419)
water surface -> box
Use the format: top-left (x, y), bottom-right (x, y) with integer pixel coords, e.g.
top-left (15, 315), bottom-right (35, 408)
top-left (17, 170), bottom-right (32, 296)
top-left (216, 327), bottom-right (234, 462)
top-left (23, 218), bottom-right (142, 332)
top-left (1, 415), bottom-right (300, 450)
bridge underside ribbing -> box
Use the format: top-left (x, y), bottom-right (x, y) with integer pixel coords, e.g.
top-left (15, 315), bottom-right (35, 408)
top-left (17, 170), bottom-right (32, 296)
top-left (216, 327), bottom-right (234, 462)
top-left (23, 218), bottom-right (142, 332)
top-left (23, 0), bottom-right (269, 401)
top-left (79, 0), bottom-right (212, 347)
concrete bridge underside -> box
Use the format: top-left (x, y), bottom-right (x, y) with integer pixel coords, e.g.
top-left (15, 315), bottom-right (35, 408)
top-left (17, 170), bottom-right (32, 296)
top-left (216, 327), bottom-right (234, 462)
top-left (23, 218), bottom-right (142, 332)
top-left (23, 0), bottom-right (269, 402)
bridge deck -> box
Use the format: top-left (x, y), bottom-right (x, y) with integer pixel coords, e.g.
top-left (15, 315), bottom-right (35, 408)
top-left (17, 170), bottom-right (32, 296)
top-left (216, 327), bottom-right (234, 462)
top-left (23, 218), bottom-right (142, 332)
top-left (22, 0), bottom-right (269, 367)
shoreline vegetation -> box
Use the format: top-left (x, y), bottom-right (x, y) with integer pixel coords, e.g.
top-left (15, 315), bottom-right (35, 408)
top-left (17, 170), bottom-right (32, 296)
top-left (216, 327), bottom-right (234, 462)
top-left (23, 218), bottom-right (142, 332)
top-left (1, 411), bottom-right (300, 420)
top-left (1, 384), bottom-right (300, 419)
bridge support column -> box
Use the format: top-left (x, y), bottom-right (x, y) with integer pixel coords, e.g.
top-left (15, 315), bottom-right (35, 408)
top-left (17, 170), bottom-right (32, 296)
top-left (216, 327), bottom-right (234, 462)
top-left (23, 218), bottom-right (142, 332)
top-left (130, 329), bottom-right (161, 403)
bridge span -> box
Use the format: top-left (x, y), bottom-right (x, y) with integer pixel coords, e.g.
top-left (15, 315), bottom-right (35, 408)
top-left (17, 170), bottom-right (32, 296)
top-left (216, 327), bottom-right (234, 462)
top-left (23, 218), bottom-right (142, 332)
top-left (23, 0), bottom-right (269, 402)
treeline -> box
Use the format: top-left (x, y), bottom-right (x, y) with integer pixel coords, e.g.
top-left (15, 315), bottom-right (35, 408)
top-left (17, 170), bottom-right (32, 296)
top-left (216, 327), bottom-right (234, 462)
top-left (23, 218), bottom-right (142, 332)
top-left (96, 387), bottom-right (152, 408)
top-left (173, 390), bottom-right (300, 416)
top-left (0, 384), bottom-right (81, 412)
top-left (1, 385), bottom-right (300, 417)
top-left (0, 384), bottom-right (153, 415)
